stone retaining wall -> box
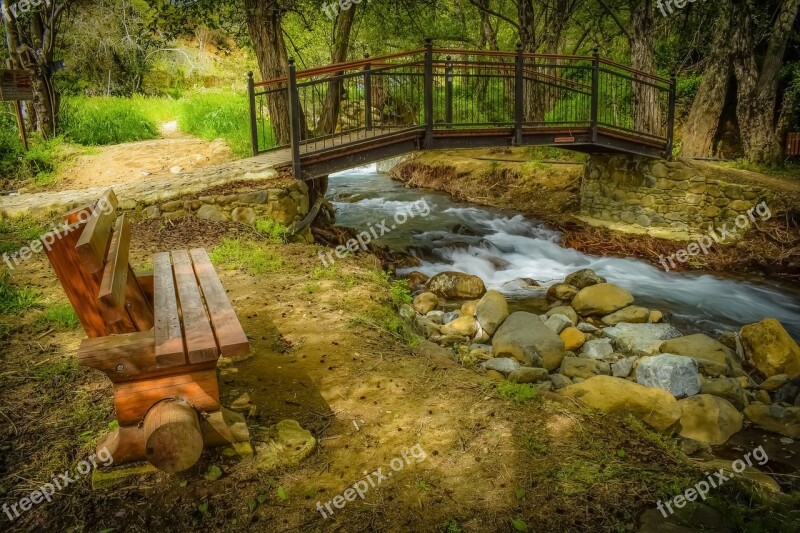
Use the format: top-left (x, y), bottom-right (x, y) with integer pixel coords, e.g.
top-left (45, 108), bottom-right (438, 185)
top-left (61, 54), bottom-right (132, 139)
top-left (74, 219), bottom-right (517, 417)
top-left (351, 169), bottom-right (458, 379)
top-left (582, 155), bottom-right (769, 230)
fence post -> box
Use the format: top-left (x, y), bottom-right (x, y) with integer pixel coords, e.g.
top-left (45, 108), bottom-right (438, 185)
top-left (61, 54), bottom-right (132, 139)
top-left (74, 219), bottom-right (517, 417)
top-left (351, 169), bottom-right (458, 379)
top-left (514, 43), bottom-right (524, 145)
top-left (445, 56), bottom-right (453, 129)
top-left (665, 72), bottom-right (677, 159)
top-left (287, 58), bottom-right (302, 179)
top-left (423, 38), bottom-right (434, 148)
top-left (247, 71), bottom-right (259, 156)
top-left (364, 53), bottom-right (373, 132)
top-left (591, 47), bottom-right (600, 144)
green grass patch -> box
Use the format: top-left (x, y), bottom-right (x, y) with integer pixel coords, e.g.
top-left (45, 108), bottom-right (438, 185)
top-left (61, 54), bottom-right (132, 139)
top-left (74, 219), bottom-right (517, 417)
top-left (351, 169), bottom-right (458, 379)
top-left (301, 282), bottom-right (321, 294)
top-left (255, 218), bottom-right (287, 242)
top-left (0, 216), bottom-right (45, 254)
top-left (0, 272), bottom-right (42, 314)
top-left (177, 91), bottom-right (255, 158)
top-left (497, 382), bottom-right (539, 403)
top-left (209, 238), bottom-right (283, 275)
top-left (37, 303), bottom-right (80, 329)
top-left (60, 96), bottom-right (160, 145)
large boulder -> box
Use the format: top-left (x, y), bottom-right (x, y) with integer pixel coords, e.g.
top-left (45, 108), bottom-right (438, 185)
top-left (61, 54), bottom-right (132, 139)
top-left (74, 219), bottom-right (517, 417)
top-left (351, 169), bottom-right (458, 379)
top-left (413, 292), bottom-right (438, 315)
top-left (475, 290), bottom-right (509, 336)
top-left (677, 394), bottom-right (743, 445)
top-left (560, 357), bottom-right (610, 379)
top-left (636, 354), bottom-right (700, 398)
top-left (660, 334), bottom-right (741, 377)
top-left (564, 268), bottom-right (606, 289)
top-left (740, 318), bottom-right (800, 378)
top-left (700, 378), bottom-right (749, 411)
top-left (571, 283), bottom-right (634, 316)
top-left (743, 403), bottom-right (800, 439)
top-left (560, 376), bottom-right (682, 431)
top-left (427, 272), bottom-right (487, 299)
top-left (601, 305), bottom-right (650, 326)
top-left (604, 323), bottom-right (682, 355)
top-left (492, 312), bottom-right (565, 370)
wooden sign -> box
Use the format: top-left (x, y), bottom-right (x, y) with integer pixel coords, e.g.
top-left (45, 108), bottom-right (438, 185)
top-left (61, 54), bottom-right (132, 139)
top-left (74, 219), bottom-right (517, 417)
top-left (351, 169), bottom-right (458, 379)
top-left (554, 136), bottom-right (576, 143)
top-left (0, 69), bottom-right (34, 101)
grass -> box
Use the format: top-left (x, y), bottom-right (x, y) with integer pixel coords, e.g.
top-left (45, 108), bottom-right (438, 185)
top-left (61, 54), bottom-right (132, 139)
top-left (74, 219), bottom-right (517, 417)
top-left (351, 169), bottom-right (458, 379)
top-left (0, 216), bottom-right (46, 254)
top-left (209, 238), bottom-right (283, 275)
top-left (255, 219), bottom-right (287, 242)
top-left (0, 272), bottom-right (42, 314)
top-left (37, 303), bottom-right (80, 329)
top-left (497, 382), bottom-right (539, 403)
top-left (177, 91), bottom-right (255, 158)
top-left (60, 96), bottom-right (160, 145)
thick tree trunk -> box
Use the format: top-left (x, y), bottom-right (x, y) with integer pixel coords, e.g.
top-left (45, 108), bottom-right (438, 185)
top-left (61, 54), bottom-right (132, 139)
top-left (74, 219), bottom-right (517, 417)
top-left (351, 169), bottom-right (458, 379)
top-left (245, 0), bottom-right (292, 145)
top-left (316, 5), bottom-right (357, 136)
top-left (681, 0), bottom-right (734, 158)
top-left (732, 0), bottom-right (800, 166)
top-left (629, 0), bottom-right (661, 137)
top-left (478, 0), bottom-right (499, 50)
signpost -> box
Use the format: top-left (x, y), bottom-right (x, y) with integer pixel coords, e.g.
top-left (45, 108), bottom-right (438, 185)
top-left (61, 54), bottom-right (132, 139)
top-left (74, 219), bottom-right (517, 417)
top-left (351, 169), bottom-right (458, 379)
top-left (0, 68), bottom-right (33, 151)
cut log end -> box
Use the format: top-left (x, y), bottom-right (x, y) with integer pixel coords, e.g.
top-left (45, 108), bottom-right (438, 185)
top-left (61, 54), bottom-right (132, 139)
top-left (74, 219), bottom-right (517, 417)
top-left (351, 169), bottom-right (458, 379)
top-left (143, 398), bottom-right (203, 473)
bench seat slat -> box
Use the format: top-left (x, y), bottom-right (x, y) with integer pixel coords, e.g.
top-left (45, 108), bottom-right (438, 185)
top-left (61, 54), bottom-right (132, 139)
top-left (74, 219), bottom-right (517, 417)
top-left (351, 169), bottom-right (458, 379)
top-left (189, 248), bottom-right (250, 357)
top-left (153, 253), bottom-right (185, 367)
top-left (172, 250), bottom-right (219, 364)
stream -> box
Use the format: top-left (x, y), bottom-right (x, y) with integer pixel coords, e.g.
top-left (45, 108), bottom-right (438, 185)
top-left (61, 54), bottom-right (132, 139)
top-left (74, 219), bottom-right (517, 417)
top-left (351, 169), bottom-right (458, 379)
top-left (328, 164), bottom-right (800, 341)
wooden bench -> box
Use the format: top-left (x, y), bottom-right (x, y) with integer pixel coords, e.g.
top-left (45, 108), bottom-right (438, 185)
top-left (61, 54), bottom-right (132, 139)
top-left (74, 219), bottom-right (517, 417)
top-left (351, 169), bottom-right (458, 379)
top-left (42, 189), bottom-right (251, 473)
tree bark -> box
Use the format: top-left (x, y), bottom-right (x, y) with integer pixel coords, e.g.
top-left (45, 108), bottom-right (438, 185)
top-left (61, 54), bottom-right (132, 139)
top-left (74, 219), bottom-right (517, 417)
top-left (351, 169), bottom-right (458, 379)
top-left (732, 0), bottom-right (800, 166)
top-left (316, 5), bottom-right (357, 136)
top-left (629, 0), bottom-right (661, 137)
top-left (680, 0), bottom-right (734, 158)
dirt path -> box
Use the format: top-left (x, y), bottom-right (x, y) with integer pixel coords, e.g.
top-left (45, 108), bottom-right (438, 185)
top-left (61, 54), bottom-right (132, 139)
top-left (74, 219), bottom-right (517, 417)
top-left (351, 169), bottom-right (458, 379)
top-left (54, 123), bottom-right (234, 191)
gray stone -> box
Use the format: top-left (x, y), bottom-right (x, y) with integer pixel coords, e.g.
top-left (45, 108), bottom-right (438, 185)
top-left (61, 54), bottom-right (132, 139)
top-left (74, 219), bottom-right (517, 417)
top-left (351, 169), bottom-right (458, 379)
top-left (564, 268), bottom-right (606, 289)
top-left (577, 322), bottom-right (599, 333)
top-left (611, 356), bottom-right (637, 378)
top-left (549, 373), bottom-right (573, 390)
top-left (581, 338), bottom-right (614, 360)
top-left (636, 354), bottom-right (701, 398)
top-left (492, 311), bottom-right (566, 370)
top-left (196, 204), bottom-right (229, 222)
top-left (443, 311), bottom-right (460, 324)
top-left (544, 314), bottom-right (572, 335)
top-left (232, 206), bottom-right (256, 225)
top-left (483, 357), bottom-right (521, 376)
top-left (508, 367), bottom-right (549, 384)
top-left (660, 333), bottom-right (740, 377)
top-left (426, 310), bottom-right (445, 324)
top-left (475, 290), bottom-right (509, 336)
top-left (560, 357), bottom-right (611, 379)
top-left (604, 323), bottom-right (682, 355)
top-left (546, 306), bottom-right (578, 326)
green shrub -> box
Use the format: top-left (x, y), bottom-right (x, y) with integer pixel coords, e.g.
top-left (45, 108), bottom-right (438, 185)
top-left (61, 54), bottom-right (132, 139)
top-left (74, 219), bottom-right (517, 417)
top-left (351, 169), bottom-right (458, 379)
top-left (60, 96), bottom-right (159, 145)
top-left (177, 91), bottom-right (254, 157)
top-left (0, 106), bottom-right (23, 177)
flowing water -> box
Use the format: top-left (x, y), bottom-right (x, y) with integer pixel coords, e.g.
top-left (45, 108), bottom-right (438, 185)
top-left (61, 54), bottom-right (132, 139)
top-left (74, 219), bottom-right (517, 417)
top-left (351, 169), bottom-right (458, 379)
top-left (328, 164), bottom-right (800, 340)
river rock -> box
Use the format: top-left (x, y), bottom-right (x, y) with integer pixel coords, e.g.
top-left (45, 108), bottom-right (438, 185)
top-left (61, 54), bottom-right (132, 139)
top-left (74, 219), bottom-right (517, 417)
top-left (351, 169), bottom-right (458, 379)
top-left (659, 333), bottom-right (740, 377)
top-left (547, 305), bottom-right (578, 325)
top-left (196, 204), bottom-right (228, 222)
top-left (759, 374), bottom-right (791, 391)
top-left (577, 322), bottom-right (599, 333)
top-left (560, 376), bottom-right (682, 431)
top-left (581, 338), bottom-right (614, 360)
top-left (544, 314), bottom-right (572, 334)
top-left (648, 310), bottom-right (664, 323)
top-left (413, 292), bottom-right (438, 315)
top-left (571, 283), bottom-right (634, 316)
top-left (405, 271), bottom-right (429, 292)
top-left (460, 300), bottom-right (478, 316)
top-left (774, 377), bottom-right (800, 405)
top-left (443, 310), bottom-right (460, 324)
top-left (440, 315), bottom-right (478, 337)
top-left (677, 394), bottom-right (743, 445)
top-left (740, 318), bottom-right (800, 377)
top-left (426, 310), bottom-right (445, 324)
top-left (604, 323), bottom-right (682, 355)
top-left (559, 327), bottom-right (586, 351)
top-left (636, 355), bottom-right (700, 398)
top-left (501, 278), bottom-right (541, 290)
top-left (743, 403), bottom-right (800, 439)
top-left (483, 357), bottom-right (521, 376)
top-left (413, 315), bottom-right (441, 338)
top-left (700, 378), bottom-right (749, 411)
top-left (475, 290), bottom-right (509, 336)
top-left (508, 367), bottom-right (549, 384)
top-left (546, 283), bottom-right (579, 302)
top-left (601, 305), bottom-right (650, 326)
top-left (492, 311), bottom-right (565, 370)
top-left (485, 369), bottom-right (505, 381)
top-left (611, 356), bottom-right (637, 378)
top-left (549, 373), bottom-right (573, 389)
top-left (427, 271), bottom-right (487, 299)
top-left (560, 357), bottom-right (610, 379)
top-left (564, 268), bottom-right (607, 289)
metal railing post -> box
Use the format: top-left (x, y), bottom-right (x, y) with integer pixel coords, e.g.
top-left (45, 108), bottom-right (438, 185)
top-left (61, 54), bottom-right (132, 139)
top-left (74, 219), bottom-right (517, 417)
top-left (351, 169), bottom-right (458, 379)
top-left (665, 72), bottom-right (677, 159)
top-left (423, 38), bottom-right (434, 148)
top-left (591, 47), bottom-right (600, 144)
top-left (445, 56), bottom-right (453, 129)
top-left (247, 71), bottom-right (259, 156)
top-left (287, 58), bottom-right (302, 179)
top-left (363, 53), bottom-right (373, 132)
top-left (514, 43), bottom-right (524, 145)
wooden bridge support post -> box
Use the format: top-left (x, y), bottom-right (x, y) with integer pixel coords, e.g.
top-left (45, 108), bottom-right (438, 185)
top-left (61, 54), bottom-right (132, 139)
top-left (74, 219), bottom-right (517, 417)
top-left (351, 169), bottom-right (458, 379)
top-left (288, 58), bottom-right (302, 178)
top-left (665, 72), bottom-right (677, 159)
top-left (591, 47), bottom-right (600, 144)
top-left (423, 39), bottom-right (434, 149)
top-left (364, 53), bottom-right (373, 132)
top-left (247, 72), bottom-right (259, 157)
top-left (514, 43), bottom-right (524, 145)
top-left (445, 56), bottom-right (453, 129)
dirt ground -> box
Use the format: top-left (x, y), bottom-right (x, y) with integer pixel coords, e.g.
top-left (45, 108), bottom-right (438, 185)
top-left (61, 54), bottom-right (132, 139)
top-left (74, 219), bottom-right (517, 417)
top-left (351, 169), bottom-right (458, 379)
top-left (2, 214), bottom-right (797, 532)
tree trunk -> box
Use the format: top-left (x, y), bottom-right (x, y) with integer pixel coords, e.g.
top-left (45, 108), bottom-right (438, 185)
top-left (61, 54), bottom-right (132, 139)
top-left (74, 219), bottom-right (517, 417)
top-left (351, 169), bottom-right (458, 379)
top-left (245, 0), bottom-right (292, 145)
top-left (680, 0), bottom-right (734, 158)
top-left (316, 5), bottom-right (357, 136)
top-left (629, 0), bottom-right (661, 137)
top-left (478, 0), bottom-right (499, 51)
top-left (732, 0), bottom-right (800, 166)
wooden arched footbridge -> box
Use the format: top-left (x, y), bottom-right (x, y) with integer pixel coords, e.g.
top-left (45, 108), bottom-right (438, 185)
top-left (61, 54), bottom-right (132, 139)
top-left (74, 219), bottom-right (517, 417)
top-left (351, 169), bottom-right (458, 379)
top-left (248, 41), bottom-right (676, 180)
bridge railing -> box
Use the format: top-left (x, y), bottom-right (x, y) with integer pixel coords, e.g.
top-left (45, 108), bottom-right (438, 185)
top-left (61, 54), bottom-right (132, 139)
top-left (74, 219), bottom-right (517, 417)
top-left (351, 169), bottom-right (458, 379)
top-left (248, 41), bottom-right (676, 174)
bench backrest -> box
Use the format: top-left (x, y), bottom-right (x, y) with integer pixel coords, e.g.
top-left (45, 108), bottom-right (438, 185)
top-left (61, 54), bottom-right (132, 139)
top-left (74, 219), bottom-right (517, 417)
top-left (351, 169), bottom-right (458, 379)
top-left (42, 189), bottom-right (154, 338)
